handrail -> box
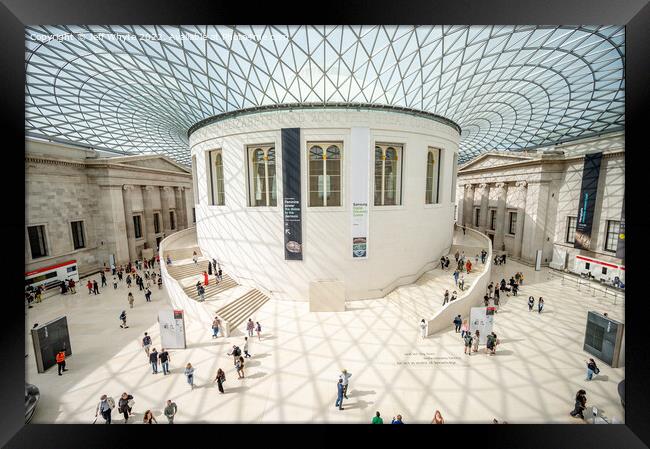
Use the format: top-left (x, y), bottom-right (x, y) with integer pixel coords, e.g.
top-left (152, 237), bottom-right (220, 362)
top-left (548, 268), bottom-right (624, 305)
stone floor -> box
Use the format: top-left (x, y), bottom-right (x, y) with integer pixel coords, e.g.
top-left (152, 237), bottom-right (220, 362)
top-left (26, 248), bottom-right (624, 424)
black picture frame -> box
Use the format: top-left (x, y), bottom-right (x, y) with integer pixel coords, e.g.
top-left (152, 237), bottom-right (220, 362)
top-left (3, 0), bottom-right (648, 447)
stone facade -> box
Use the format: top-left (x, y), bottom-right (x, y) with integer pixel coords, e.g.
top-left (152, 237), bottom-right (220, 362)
top-left (456, 132), bottom-right (624, 272)
top-left (25, 139), bottom-right (194, 276)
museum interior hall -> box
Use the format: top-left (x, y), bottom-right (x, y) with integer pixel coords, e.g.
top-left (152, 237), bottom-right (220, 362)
top-left (24, 25), bottom-right (625, 425)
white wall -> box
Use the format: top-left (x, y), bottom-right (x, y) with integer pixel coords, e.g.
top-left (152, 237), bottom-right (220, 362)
top-left (190, 109), bottom-right (460, 301)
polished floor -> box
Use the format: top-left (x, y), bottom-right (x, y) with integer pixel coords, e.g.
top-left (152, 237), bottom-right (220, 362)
top-left (26, 250), bottom-right (624, 424)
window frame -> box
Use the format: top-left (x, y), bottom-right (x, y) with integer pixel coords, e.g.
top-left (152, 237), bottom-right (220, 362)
top-left (374, 142), bottom-right (404, 207)
top-left (153, 212), bottom-right (161, 234)
top-left (133, 214), bottom-right (144, 240)
top-left (208, 149), bottom-right (226, 206)
top-left (489, 209), bottom-right (497, 231)
top-left (566, 216), bottom-right (577, 244)
top-left (307, 141), bottom-right (343, 208)
top-left (425, 147), bottom-right (442, 205)
top-left (70, 219), bottom-right (86, 250)
top-left (191, 154), bottom-right (199, 205)
top-left (508, 211), bottom-right (517, 235)
top-left (27, 223), bottom-right (49, 260)
top-left (474, 207), bottom-right (481, 227)
top-left (246, 143), bottom-right (278, 207)
top-left (169, 210), bottom-right (176, 230)
top-left (604, 220), bottom-right (620, 252)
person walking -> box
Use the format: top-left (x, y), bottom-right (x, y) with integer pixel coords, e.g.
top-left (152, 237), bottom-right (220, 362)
top-left (466, 259), bottom-right (472, 274)
top-left (372, 411), bottom-right (383, 424)
top-left (111, 263), bottom-right (116, 276)
top-left (128, 292), bottom-right (134, 309)
top-left (236, 356), bottom-right (245, 379)
top-left (570, 390), bottom-right (587, 419)
top-left (208, 260), bottom-right (213, 276)
top-left (340, 369), bottom-right (352, 399)
top-left (118, 270), bottom-right (123, 282)
top-left (256, 321), bottom-right (262, 341)
top-left (453, 269), bottom-right (459, 286)
top-left (486, 333), bottom-right (495, 355)
top-left (101, 272), bottom-right (107, 287)
top-left (185, 363), bottom-right (195, 390)
top-left (137, 275), bottom-right (144, 291)
top-left (490, 332), bottom-right (499, 355)
top-left (458, 275), bottom-right (465, 291)
top-left (95, 394), bottom-right (115, 424)
top-left (142, 332), bottom-right (152, 357)
top-left (463, 331), bottom-right (473, 355)
top-left (143, 410), bottom-right (157, 424)
top-left (484, 294), bottom-right (490, 307)
top-left (243, 337), bottom-right (252, 358)
top-left (126, 274), bottom-right (132, 289)
top-left (460, 319), bottom-right (469, 338)
top-left (119, 310), bottom-right (128, 328)
top-left (159, 348), bottom-right (170, 375)
top-left (157, 276), bottom-right (162, 289)
top-left (432, 410), bottom-right (445, 424)
top-left (453, 315), bottom-right (462, 333)
top-left (487, 282), bottom-right (494, 298)
top-left (192, 251), bottom-right (198, 264)
top-left (118, 392), bottom-right (134, 423)
top-left (494, 286), bottom-right (500, 303)
top-left (451, 291), bottom-right (457, 302)
top-left (149, 348), bottom-right (159, 374)
top-left (586, 358), bottom-right (599, 381)
top-left (203, 271), bottom-right (209, 286)
top-left (335, 378), bottom-right (345, 410)
top-left (86, 280), bottom-right (93, 295)
top-left (198, 285), bottom-right (205, 302)
top-left (212, 317), bottom-right (220, 338)
top-left (56, 349), bottom-right (67, 375)
top-left (144, 288), bottom-right (152, 303)
top-left (214, 368), bottom-right (226, 394)
top-left (93, 280), bottom-right (100, 295)
top-left (228, 345), bottom-right (242, 365)
top-left (472, 330), bottom-right (480, 353)
top-left (454, 250), bottom-right (460, 263)
top-left (528, 296), bottom-right (535, 312)
top-left (443, 290), bottom-right (450, 306)
top-left (420, 319), bottom-right (427, 339)
top-left (391, 415), bottom-right (404, 424)
top-left (164, 400), bottom-right (177, 424)
top-left (166, 255), bottom-right (172, 265)
top-left (246, 318), bottom-right (255, 337)
top-left (113, 277), bottom-right (118, 290)
top-left (538, 297), bottom-right (544, 313)
top-left (217, 268), bottom-right (223, 282)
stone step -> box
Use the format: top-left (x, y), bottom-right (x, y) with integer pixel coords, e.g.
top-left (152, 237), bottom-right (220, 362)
top-left (184, 275), bottom-right (238, 300)
top-left (217, 289), bottom-right (269, 333)
top-left (227, 296), bottom-right (269, 331)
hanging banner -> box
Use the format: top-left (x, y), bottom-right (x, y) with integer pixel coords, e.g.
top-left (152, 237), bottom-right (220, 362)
top-left (574, 152), bottom-right (603, 250)
top-left (158, 309), bottom-right (186, 349)
top-left (350, 127), bottom-right (370, 258)
top-left (282, 128), bottom-right (303, 260)
top-left (616, 191), bottom-right (625, 261)
top-left (469, 307), bottom-right (495, 345)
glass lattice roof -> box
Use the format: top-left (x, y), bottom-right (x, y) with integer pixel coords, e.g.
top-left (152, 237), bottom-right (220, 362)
top-left (25, 25), bottom-right (625, 165)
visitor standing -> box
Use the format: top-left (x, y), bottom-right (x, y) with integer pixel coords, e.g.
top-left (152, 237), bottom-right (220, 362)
top-left (95, 394), bottom-right (115, 424)
top-left (538, 297), bottom-right (544, 313)
top-left (193, 251), bottom-right (198, 264)
top-left (198, 285), bottom-right (205, 302)
top-left (453, 315), bottom-right (462, 333)
top-left (490, 332), bottom-right (499, 355)
top-left (256, 321), bottom-right (262, 341)
top-left (340, 369), bottom-right (352, 399)
top-left (118, 392), bottom-right (134, 423)
top-left (392, 415), bottom-right (404, 424)
top-left (460, 319), bottom-right (469, 338)
top-left (246, 318), bottom-right (255, 337)
top-left (243, 337), bottom-right (252, 358)
top-left (528, 296), bottom-right (535, 311)
top-left (487, 282), bottom-right (494, 298)
top-left (166, 255), bottom-right (172, 265)
top-left (484, 295), bottom-right (490, 307)
top-left (217, 267), bottom-right (223, 282)
top-left (212, 317), bottom-right (220, 338)
top-left (157, 277), bottom-right (162, 289)
top-left (126, 275), bottom-right (132, 289)
top-left (463, 332), bottom-right (473, 355)
top-left (119, 310), bottom-right (128, 328)
top-left (145, 288), bottom-right (152, 302)
top-left (420, 319), bottom-right (427, 338)
top-left (111, 263), bottom-right (116, 276)
top-left (185, 363), bottom-right (195, 390)
top-left (214, 368), bottom-right (226, 394)
top-left (208, 260), bottom-right (212, 276)
top-left (164, 400), bottom-right (177, 424)
top-left (203, 271), bottom-right (209, 286)
top-left (372, 411), bottom-right (384, 424)
top-left (453, 270), bottom-right (460, 286)
top-left (149, 348), bottom-right (159, 374)
top-left (128, 292), bottom-right (134, 309)
top-left (159, 348), bottom-right (170, 375)
top-left (68, 279), bottom-right (76, 294)
top-left (93, 280), bottom-right (100, 295)
top-left (458, 275), bottom-right (465, 291)
top-left (236, 356), bottom-right (245, 379)
top-left (586, 358), bottom-right (599, 381)
top-left (454, 250), bottom-right (460, 263)
top-left (142, 333), bottom-right (152, 357)
top-left (56, 349), bottom-right (67, 375)
top-left (86, 280), bottom-right (93, 295)
top-left (466, 259), bottom-right (472, 274)
top-left (443, 290), bottom-right (450, 305)
top-left (335, 379), bottom-right (345, 410)
top-left (570, 390), bottom-right (587, 419)
top-left (101, 272), bottom-right (107, 287)
top-left (113, 277), bottom-right (118, 290)
top-left (472, 331), bottom-right (480, 353)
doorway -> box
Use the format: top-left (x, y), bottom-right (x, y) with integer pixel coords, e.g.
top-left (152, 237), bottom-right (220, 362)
top-left (156, 236), bottom-right (163, 253)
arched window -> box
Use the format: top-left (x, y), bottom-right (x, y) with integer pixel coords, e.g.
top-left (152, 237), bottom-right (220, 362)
top-left (426, 147), bottom-right (441, 204)
top-left (248, 145), bottom-right (277, 207)
top-left (208, 149), bottom-right (225, 206)
top-left (308, 142), bottom-right (342, 207)
top-left (374, 143), bottom-right (403, 206)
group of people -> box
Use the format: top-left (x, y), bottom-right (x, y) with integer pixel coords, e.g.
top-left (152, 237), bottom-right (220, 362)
top-left (493, 253), bottom-right (507, 265)
top-left (442, 289), bottom-right (458, 306)
top-left (94, 393), bottom-right (177, 424)
top-left (193, 257), bottom-right (223, 301)
top-left (371, 410), bottom-right (445, 424)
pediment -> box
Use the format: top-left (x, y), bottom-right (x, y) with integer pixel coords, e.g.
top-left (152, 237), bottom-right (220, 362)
top-left (459, 153), bottom-right (533, 171)
top-left (91, 155), bottom-right (190, 173)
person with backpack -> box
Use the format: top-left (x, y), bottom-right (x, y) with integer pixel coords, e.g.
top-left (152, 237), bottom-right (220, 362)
top-left (142, 332), bottom-right (152, 357)
top-left (228, 345), bottom-right (242, 365)
top-left (463, 332), bottom-right (473, 355)
top-left (586, 358), bottom-right (600, 380)
top-left (214, 368), bottom-right (226, 394)
top-left (56, 349), bottom-right (67, 375)
top-left (119, 310), bottom-right (128, 328)
top-left (95, 394), bottom-right (115, 424)
top-left (118, 392), bottom-right (134, 423)
top-left (570, 390), bottom-right (587, 419)
top-left (453, 315), bottom-right (462, 333)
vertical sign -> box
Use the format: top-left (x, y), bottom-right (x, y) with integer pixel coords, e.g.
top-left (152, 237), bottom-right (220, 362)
top-left (574, 152), bottom-right (603, 250)
top-left (469, 307), bottom-right (494, 345)
top-left (616, 191), bottom-right (625, 261)
top-left (282, 128), bottom-right (303, 260)
top-left (351, 127), bottom-right (370, 258)
top-left (158, 309), bottom-right (186, 349)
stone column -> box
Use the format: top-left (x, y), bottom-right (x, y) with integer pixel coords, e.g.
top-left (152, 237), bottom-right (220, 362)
top-left (160, 186), bottom-right (172, 235)
top-left (142, 185), bottom-right (157, 250)
top-left (513, 181), bottom-right (527, 258)
top-left (122, 185), bottom-right (137, 262)
top-left (463, 184), bottom-right (474, 227)
top-left (174, 186), bottom-right (186, 230)
top-left (493, 182), bottom-right (508, 251)
top-left (478, 183), bottom-right (490, 233)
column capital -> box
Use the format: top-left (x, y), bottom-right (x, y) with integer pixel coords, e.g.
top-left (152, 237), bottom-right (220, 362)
top-left (494, 182), bottom-right (506, 189)
top-left (143, 185), bottom-right (156, 191)
top-left (161, 186), bottom-right (173, 192)
top-left (478, 183), bottom-right (489, 190)
top-left (515, 180), bottom-right (527, 189)
top-left (123, 184), bottom-right (134, 191)
top-left (464, 184), bottom-right (475, 191)
top-left (175, 186), bottom-right (185, 192)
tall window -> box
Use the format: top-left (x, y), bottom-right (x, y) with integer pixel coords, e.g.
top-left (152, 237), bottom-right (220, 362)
top-left (133, 215), bottom-right (142, 239)
top-left (374, 143), bottom-right (403, 206)
top-left (425, 147), bottom-right (441, 204)
top-left (208, 149), bottom-right (225, 205)
top-left (27, 225), bottom-right (48, 259)
top-left (71, 220), bottom-right (85, 249)
top-left (489, 209), bottom-right (497, 230)
top-left (566, 216), bottom-right (577, 243)
top-left (248, 145), bottom-right (277, 207)
top-left (192, 207), bottom-right (196, 223)
top-left (308, 142), bottom-right (341, 207)
top-left (605, 220), bottom-right (620, 252)
top-left (450, 152), bottom-right (458, 202)
top-left (474, 208), bottom-right (480, 227)
top-left (191, 154), bottom-right (198, 205)
top-left (169, 210), bottom-right (176, 230)
top-left (508, 212), bottom-right (517, 235)
top-left (153, 213), bottom-right (161, 234)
